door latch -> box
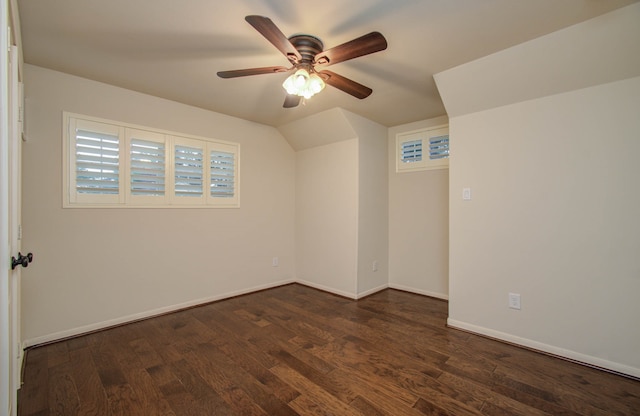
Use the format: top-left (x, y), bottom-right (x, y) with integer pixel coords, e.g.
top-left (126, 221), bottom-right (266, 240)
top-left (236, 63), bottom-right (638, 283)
top-left (11, 252), bottom-right (33, 270)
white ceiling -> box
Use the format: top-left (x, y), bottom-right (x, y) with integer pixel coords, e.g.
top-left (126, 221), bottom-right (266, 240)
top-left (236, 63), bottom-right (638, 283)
top-left (17, 0), bottom-right (638, 128)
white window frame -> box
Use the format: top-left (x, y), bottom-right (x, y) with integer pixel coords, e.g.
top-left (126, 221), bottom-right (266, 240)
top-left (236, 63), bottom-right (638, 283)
top-left (396, 125), bottom-right (449, 173)
top-left (63, 112), bottom-right (240, 208)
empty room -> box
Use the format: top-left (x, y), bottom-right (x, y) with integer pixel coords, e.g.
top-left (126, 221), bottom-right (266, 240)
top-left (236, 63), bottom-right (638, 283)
top-left (1, 1), bottom-right (639, 415)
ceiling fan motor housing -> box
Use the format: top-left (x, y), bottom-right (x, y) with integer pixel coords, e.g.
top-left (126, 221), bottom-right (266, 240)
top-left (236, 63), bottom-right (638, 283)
top-left (288, 35), bottom-right (324, 67)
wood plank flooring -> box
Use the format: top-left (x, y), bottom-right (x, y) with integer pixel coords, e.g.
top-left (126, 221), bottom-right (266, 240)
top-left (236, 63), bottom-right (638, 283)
top-left (18, 284), bottom-right (640, 415)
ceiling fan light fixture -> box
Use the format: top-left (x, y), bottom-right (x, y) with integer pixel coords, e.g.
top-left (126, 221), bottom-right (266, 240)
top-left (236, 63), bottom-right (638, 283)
top-left (282, 68), bottom-right (325, 99)
top-left (309, 73), bottom-right (326, 94)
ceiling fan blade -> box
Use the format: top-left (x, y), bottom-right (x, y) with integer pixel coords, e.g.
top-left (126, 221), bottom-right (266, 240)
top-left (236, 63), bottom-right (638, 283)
top-left (283, 94), bottom-right (301, 108)
top-left (217, 66), bottom-right (289, 78)
top-left (245, 15), bottom-right (302, 64)
top-left (314, 32), bottom-right (387, 67)
top-left (319, 70), bottom-right (372, 99)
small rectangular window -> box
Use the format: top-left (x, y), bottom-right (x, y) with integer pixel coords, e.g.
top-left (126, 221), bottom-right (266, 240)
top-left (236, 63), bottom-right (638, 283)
top-left (400, 139), bottom-right (423, 164)
top-left (207, 142), bottom-right (239, 207)
top-left (174, 143), bottom-right (204, 199)
top-left (429, 135), bottom-right (449, 160)
top-left (130, 137), bottom-right (166, 197)
top-left (75, 129), bottom-right (120, 195)
top-left (64, 112), bottom-right (239, 208)
top-left (396, 125), bottom-right (449, 172)
top-left (130, 139), bottom-right (165, 196)
top-left (67, 118), bottom-right (125, 205)
top-left (210, 149), bottom-right (235, 198)
top-left (126, 128), bottom-right (168, 205)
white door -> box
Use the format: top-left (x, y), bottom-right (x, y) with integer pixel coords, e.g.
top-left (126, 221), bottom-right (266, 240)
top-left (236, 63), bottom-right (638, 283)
top-left (1, 3), bottom-right (23, 413)
top-left (9, 44), bottom-right (24, 415)
top-left (1, 0), bottom-right (12, 412)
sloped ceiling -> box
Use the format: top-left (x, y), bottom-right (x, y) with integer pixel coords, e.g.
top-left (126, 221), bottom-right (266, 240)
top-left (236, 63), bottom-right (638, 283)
top-left (435, 3), bottom-right (640, 118)
top-left (17, 0), bottom-right (639, 131)
top-left (278, 108), bottom-right (357, 151)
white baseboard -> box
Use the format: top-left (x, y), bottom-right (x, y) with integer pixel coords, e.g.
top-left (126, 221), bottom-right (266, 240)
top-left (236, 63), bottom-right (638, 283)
top-left (447, 318), bottom-right (640, 379)
top-left (296, 281), bottom-right (390, 300)
top-left (388, 283), bottom-right (449, 300)
top-left (295, 280), bottom-right (358, 299)
top-left (23, 278), bottom-right (295, 348)
top-left (356, 283), bottom-right (389, 299)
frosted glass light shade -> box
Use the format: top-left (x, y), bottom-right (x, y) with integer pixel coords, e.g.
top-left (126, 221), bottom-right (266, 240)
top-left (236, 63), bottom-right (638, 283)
top-left (282, 68), bottom-right (325, 99)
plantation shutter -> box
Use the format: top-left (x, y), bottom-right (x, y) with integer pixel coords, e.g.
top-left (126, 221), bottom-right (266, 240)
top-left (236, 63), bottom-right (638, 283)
top-left (396, 126), bottom-right (449, 172)
top-left (429, 134), bottom-right (449, 160)
top-left (400, 139), bottom-right (422, 164)
top-left (65, 113), bottom-right (239, 207)
top-left (130, 138), bottom-right (165, 196)
top-left (74, 128), bottom-right (120, 195)
top-left (175, 143), bottom-right (204, 198)
top-left (210, 149), bottom-right (235, 198)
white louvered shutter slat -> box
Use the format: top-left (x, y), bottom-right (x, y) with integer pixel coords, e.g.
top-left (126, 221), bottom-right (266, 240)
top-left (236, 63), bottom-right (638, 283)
top-left (75, 128), bottom-right (120, 195)
top-left (175, 144), bottom-right (204, 198)
top-left (400, 139), bottom-right (422, 164)
top-left (429, 135), bottom-right (450, 160)
top-left (130, 138), bottom-right (166, 196)
top-left (210, 150), bottom-right (235, 198)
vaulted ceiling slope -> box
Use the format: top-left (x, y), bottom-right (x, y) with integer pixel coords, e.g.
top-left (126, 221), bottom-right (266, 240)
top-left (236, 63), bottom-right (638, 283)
top-left (18, 0), bottom-right (639, 128)
top-left (435, 3), bottom-right (640, 118)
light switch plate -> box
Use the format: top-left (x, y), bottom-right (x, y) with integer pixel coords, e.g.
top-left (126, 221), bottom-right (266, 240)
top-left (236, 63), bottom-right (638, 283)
top-left (508, 293), bottom-right (521, 310)
top-left (462, 187), bottom-right (471, 200)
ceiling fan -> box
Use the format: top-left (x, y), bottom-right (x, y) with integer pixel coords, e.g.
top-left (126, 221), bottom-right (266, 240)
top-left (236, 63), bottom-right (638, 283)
top-left (217, 15), bottom-right (388, 108)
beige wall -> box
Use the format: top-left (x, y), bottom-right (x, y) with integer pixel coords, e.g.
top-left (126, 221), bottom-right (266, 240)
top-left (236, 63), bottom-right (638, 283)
top-left (21, 65), bottom-right (296, 345)
top-left (437, 4), bottom-right (640, 377)
top-left (388, 116), bottom-right (449, 299)
top-left (293, 109), bottom-right (389, 299)
top-left (295, 138), bottom-right (359, 297)
top-left (448, 76), bottom-right (640, 378)
top-left (344, 111), bottom-right (389, 296)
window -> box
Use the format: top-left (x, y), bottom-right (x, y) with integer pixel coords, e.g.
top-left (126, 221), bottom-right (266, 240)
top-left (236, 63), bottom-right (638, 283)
top-left (209, 147), bottom-right (236, 199)
top-left (127, 129), bottom-right (167, 205)
top-left (396, 125), bottom-right (449, 172)
top-left (68, 118), bottom-right (124, 205)
top-left (64, 113), bottom-right (239, 208)
top-left (173, 137), bottom-right (205, 204)
top-left (400, 139), bottom-right (423, 164)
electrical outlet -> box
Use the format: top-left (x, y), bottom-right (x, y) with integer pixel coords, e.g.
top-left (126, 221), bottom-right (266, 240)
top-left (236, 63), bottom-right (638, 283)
top-left (508, 293), bottom-right (521, 310)
top-left (272, 257), bottom-right (279, 267)
top-left (372, 260), bottom-right (378, 272)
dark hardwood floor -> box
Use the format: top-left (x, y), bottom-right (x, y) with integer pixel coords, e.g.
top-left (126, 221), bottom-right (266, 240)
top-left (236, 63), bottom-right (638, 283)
top-left (18, 284), bottom-right (640, 415)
